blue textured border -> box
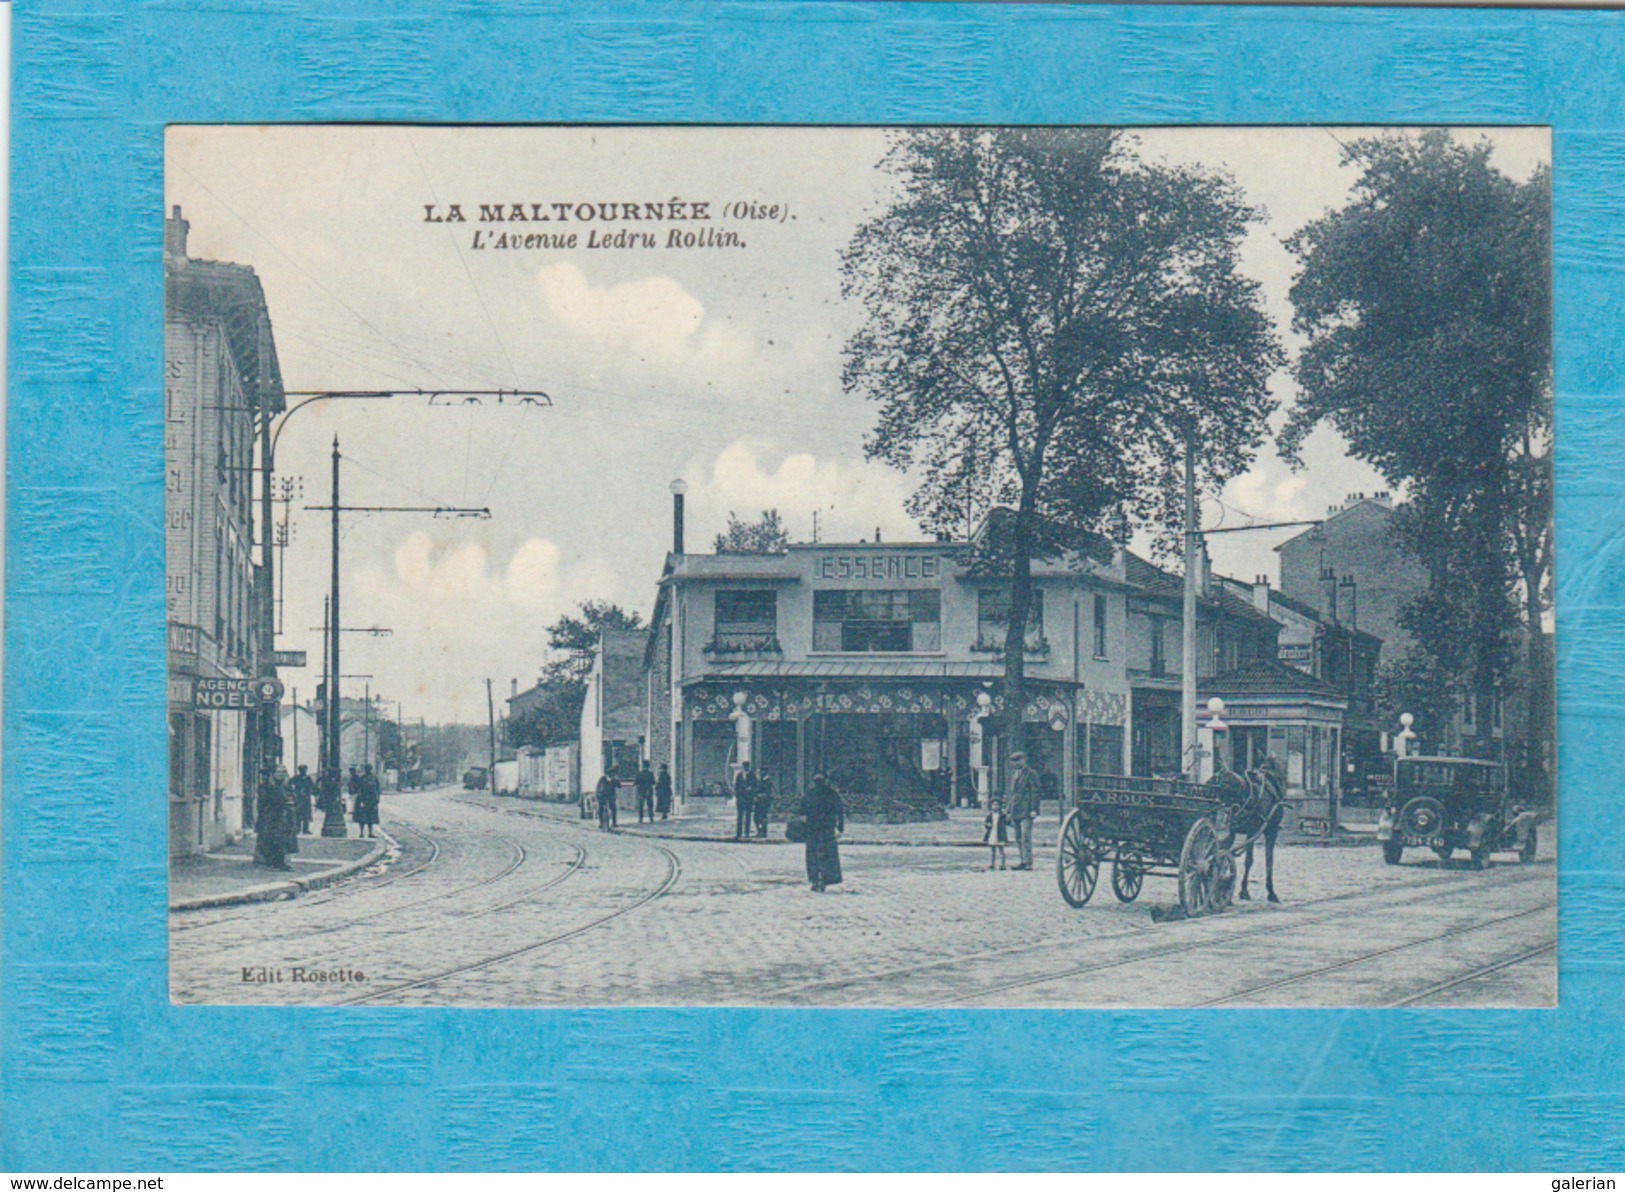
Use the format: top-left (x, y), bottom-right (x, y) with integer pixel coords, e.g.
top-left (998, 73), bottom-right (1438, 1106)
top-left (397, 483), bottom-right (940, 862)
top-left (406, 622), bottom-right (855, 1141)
top-left (6, 1), bottom-right (1623, 1172)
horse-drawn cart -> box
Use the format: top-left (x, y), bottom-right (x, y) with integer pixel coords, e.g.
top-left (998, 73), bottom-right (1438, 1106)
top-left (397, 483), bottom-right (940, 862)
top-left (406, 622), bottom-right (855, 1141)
top-left (1056, 770), bottom-right (1282, 916)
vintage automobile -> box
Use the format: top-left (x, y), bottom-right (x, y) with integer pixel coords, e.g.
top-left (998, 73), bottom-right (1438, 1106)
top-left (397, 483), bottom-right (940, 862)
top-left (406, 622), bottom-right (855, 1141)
top-left (1377, 756), bottom-right (1541, 868)
top-left (461, 766), bottom-right (489, 791)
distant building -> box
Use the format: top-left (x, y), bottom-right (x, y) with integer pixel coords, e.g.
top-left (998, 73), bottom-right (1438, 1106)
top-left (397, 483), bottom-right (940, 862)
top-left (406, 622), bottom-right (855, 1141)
top-left (579, 628), bottom-right (651, 794)
top-left (1215, 572), bottom-right (1383, 808)
top-left (165, 206), bottom-right (284, 856)
top-left (1276, 491), bottom-right (1425, 663)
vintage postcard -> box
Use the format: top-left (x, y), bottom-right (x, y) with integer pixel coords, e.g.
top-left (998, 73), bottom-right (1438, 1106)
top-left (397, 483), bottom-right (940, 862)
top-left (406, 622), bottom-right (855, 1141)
top-left (164, 124), bottom-right (1555, 1008)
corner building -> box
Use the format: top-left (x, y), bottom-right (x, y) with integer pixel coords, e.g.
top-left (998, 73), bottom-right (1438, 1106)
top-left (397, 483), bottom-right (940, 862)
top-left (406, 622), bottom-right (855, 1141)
top-left (643, 539), bottom-right (1137, 815)
top-left (164, 207), bottom-right (284, 855)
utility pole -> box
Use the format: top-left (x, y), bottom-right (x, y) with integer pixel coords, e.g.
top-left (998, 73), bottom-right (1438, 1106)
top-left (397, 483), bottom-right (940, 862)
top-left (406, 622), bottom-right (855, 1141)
top-left (329, 437), bottom-right (342, 784)
top-left (1182, 429), bottom-right (1199, 778)
top-left (318, 595), bottom-right (344, 837)
top-left (486, 679), bottom-right (498, 796)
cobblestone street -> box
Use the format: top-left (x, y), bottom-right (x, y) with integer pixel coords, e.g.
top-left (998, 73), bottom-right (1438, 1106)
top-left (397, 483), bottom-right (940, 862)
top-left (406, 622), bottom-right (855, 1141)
top-left (170, 785), bottom-right (1556, 1009)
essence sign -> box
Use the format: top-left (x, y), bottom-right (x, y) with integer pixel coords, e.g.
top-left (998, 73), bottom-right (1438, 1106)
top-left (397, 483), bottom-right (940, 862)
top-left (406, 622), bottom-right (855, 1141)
top-left (815, 554), bottom-right (943, 582)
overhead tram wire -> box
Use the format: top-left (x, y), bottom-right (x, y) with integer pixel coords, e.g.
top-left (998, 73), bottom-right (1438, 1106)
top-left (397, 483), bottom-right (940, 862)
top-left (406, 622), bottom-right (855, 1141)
top-left (172, 161), bottom-right (450, 384)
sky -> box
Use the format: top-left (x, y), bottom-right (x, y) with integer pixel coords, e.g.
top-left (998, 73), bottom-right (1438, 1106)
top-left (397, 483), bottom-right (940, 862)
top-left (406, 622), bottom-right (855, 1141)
top-left (166, 124), bottom-right (1548, 724)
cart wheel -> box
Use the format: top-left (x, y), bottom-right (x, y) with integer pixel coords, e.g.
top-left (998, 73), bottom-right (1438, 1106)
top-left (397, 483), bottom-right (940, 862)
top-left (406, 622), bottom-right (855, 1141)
top-left (1178, 817), bottom-right (1220, 917)
top-left (1111, 854), bottom-right (1144, 903)
top-left (1056, 811), bottom-right (1099, 908)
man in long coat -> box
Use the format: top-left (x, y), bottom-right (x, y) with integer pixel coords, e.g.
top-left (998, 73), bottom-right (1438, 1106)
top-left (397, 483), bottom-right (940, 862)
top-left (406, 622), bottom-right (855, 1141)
top-left (1007, 749), bottom-right (1042, 871)
top-left (733, 762), bottom-right (756, 841)
top-left (634, 761), bottom-right (657, 824)
top-left (290, 765), bottom-right (315, 835)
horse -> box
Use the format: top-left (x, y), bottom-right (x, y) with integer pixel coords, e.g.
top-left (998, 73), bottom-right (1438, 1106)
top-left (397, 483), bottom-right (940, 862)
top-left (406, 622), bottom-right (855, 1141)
top-left (1232, 761), bottom-right (1286, 903)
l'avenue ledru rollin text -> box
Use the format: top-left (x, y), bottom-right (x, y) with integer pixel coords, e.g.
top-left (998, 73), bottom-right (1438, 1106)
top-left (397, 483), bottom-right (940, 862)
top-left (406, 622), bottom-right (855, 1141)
top-left (422, 197), bottom-right (792, 251)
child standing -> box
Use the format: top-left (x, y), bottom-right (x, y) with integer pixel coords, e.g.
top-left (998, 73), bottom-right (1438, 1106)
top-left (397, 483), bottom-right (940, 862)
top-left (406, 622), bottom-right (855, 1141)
top-left (983, 795), bottom-right (1009, 871)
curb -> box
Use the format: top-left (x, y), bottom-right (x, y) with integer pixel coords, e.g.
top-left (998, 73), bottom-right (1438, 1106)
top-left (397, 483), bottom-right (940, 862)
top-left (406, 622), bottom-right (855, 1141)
top-left (169, 834), bottom-right (390, 912)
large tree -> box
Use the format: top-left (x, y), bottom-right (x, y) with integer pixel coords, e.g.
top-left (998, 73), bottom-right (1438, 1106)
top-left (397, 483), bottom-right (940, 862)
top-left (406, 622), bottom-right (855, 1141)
top-left (842, 128), bottom-right (1281, 752)
top-left (1284, 131), bottom-right (1552, 770)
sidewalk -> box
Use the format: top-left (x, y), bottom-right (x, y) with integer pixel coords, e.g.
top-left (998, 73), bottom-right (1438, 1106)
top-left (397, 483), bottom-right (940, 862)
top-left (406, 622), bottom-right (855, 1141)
top-left (168, 832), bottom-right (389, 911)
top-left (596, 796), bottom-right (1057, 848)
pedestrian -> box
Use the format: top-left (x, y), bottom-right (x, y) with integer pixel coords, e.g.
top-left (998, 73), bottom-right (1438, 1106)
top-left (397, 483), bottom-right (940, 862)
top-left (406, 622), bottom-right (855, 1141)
top-left (634, 760), bottom-right (657, 824)
top-left (352, 763), bottom-right (381, 839)
top-left (983, 794), bottom-right (1009, 870)
top-left (595, 772), bottom-right (619, 831)
top-left (1007, 749), bottom-right (1041, 870)
top-left (655, 763), bottom-right (674, 820)
top-left (290, 764), bottom-right (315, 835)
top-left (347, 766), bottom-right (362, 825)
top-left (254, 768), bottom-right (293, 871)
top-left (800, 772), bottom-right (845, 892)
top-left (733, 761), bottom-right (756, 841)
top-left (754, 771), bottom-right (773, 838)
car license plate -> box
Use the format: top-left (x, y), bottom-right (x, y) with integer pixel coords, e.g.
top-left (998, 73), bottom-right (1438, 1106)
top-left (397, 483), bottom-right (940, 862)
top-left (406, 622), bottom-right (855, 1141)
top-left (1403, 835), bottom-right (1444, 848)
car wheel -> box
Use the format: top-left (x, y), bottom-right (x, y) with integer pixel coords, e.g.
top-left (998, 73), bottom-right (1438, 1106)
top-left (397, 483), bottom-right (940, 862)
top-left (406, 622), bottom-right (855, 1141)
top-left (1383, 840), bottom-right (1403, 866)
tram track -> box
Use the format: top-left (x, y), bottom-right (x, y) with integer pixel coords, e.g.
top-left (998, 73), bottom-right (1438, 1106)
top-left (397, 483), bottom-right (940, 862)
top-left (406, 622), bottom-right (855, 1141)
top-left (178, 834), bottom-right (537, 958)
top-left (1386, 941), bottom-right (1556, 1007)
top-left (764, 860), bottom-right (1551, 1004)
top-left (337, 840), bottom-right (682, 1006)
top-left (936, 885), bottom-right (1553, 1008)
top-left (1192, 902), bottom-right (1556, 1007)
top-left (169, 823), bottom-right (445, 934)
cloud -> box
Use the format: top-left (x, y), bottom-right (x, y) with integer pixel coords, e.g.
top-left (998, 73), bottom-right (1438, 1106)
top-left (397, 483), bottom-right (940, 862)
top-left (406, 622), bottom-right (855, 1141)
top-left (690, 441), bottom-right (918, 544)
top-left (346, 535), bottom-right (624, 714)
top-left (536, 262), bottom-right (753, 375)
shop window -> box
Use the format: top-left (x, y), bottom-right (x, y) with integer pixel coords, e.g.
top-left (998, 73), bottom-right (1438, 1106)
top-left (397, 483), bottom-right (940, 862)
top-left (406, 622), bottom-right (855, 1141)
top-left (713, 589), bottom-right (778, 651)
top-left (813, 589), bottom-right (940, 653)
top-left (1085, 723), bottom-right (1123, 776)
top-left (1093, 594), bottom-right (1108, 659)
top-left (976, 588), bottom-right (1044, 651)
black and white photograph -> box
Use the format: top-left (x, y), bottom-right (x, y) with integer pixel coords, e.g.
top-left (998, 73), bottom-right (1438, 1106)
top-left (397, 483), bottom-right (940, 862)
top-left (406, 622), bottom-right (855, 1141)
top-left (164, 124), bottom-right (1555, 1008)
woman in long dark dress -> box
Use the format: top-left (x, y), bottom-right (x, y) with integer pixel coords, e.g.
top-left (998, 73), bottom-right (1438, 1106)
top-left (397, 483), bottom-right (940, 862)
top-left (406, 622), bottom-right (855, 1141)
top-left (801, 772), bottom-right (845, 892)
top-left (253, 770), bottom-right (293, 871)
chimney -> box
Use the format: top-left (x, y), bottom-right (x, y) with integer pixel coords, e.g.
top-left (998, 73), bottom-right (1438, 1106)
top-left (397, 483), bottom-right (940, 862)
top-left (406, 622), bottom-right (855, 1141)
top-left (874, 526), bottom-right (882, 544)
top-left (1338, 576), bottom-right (1358, 631)
top-left (511, 677), bottom-right (518, 699)
top-left (669, 479), bottom-right (687, 554)
top-left (1321, 567), bottom-right (1339, 625)
top-left (165, 204), bottom-right (190, 259)
top-left (1252, 574), bottom-right (1271, 614)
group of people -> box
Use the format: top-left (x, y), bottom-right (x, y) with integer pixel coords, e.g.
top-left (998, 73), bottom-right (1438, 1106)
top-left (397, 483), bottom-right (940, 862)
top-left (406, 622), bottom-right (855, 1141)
top-left (251, 761), bottom-right (383, 869)
top-left (593, 761), bottom-right (674, 831)
top-left (731, 761), bottom-right (776, 840)
top-left (982, 749), bottom-right (1041, 871)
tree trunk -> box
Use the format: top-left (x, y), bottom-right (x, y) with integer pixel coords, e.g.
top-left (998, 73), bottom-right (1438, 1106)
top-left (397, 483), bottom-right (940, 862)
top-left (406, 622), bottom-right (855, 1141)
top-left (1003, 490), bottom-right (1036, 777)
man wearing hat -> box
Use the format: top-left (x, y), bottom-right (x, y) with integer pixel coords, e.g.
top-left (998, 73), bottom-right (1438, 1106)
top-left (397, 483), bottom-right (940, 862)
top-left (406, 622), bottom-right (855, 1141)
top-left (1007, 748), bottom-right (1042, 870)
